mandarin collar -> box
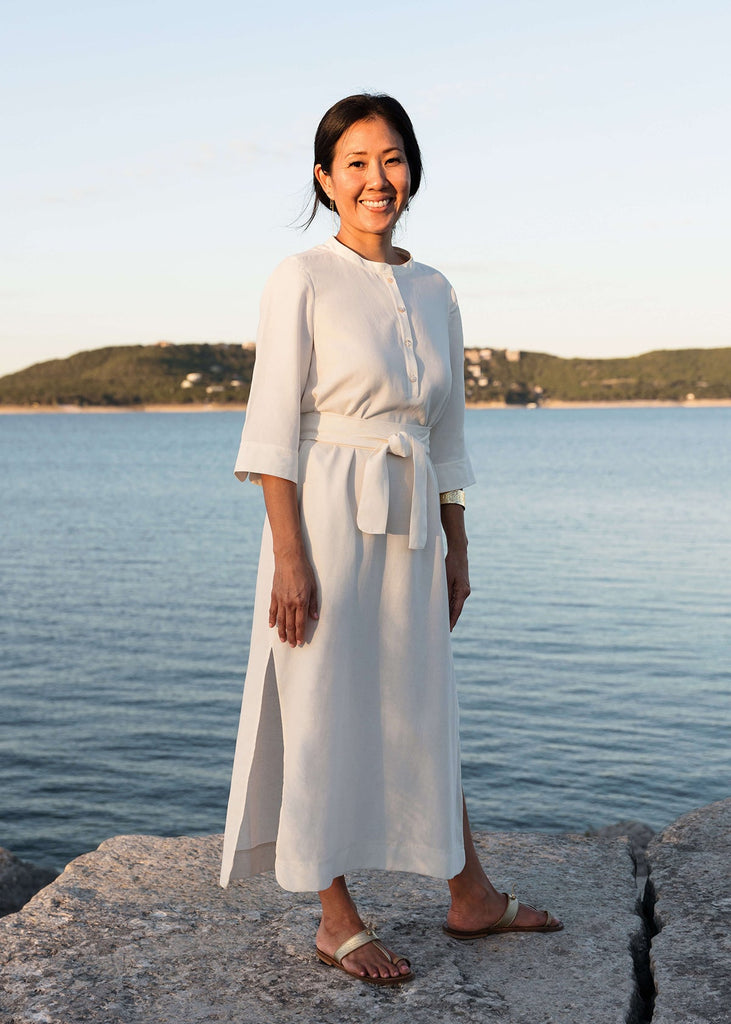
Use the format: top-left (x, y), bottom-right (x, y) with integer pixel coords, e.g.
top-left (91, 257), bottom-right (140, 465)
top-left (324, 235), bottom-right (413, 275)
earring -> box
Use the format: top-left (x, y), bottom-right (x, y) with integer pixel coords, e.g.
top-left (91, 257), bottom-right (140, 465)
top-left (330, 198), bottom-right (338, 233)
top-left (396, 203), bottom-right (409, 239)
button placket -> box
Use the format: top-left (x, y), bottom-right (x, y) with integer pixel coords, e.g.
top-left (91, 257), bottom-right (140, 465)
top-left (384, 273), bottom-right (419, 395)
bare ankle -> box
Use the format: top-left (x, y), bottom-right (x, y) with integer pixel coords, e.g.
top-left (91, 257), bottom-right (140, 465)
top-left (449, 872), bottom-right (488, 902)
top-left (317, 878), bottom-right (365, 939)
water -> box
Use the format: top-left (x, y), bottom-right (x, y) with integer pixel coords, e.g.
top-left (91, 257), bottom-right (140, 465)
top-left (1, 409), bottom-right (729, 870)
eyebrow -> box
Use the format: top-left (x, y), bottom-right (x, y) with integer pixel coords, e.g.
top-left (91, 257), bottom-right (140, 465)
top-left (345, 147), bottom-right (403, 157)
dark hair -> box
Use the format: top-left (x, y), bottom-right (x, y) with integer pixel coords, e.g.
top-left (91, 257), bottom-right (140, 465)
top-left (303, 93), bottom-right (423, 229)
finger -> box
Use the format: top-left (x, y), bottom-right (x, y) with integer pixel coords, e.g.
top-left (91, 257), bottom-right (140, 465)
top-left (269, 596), bottom-right (278, 629)
top-left (285, 605), bottom-right (298, 648)
top-left (308, 582), bottom-right (319, 621)
top-left (277, 607), bottom-right (288, 643)
top-left (447, 579), bottom-right (458, 630)
top-left (449, 597), bottom-right (459, 631)
top-left (295, 603), bottom-right (307, 647)
top-left (449, 584), bottom-right (470, 631)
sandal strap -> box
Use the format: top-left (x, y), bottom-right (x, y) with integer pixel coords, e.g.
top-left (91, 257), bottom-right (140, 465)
top-left (356, 936), bottom-right (409, 970)
top-left (370, 937), bottom-right (397, 964)
top-left (334, 928), bottom-right (389, 965)
top-left (512, 898), bottom-right (553, 926)
top-left (492, 892), bottom-right (520, 929)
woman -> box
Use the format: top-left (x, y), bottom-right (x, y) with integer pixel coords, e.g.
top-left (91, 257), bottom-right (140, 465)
top-left (220, 93), bottom-right (561, 985)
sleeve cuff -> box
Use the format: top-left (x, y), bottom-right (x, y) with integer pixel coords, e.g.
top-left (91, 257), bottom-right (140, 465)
top-left (234, 441), bottom-right (299, 485)
top-left (433, 456), bottom-right (476, 494)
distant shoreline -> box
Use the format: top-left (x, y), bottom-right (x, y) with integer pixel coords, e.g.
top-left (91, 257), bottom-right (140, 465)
top-left (1, 399), bottom-right (731, 415)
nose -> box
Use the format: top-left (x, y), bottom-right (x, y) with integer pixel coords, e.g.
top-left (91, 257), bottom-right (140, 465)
top-left (366, 159), bottom-right (389, 188)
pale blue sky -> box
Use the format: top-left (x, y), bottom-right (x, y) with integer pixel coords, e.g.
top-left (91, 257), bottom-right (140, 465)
top-left (2, 0), bottom-right (729, 376)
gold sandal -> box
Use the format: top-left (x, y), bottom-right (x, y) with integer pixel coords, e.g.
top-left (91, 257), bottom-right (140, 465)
top-left (316, 927), bottom-right (414, 985)
top-left (443, 891), bottom-right (563, 939)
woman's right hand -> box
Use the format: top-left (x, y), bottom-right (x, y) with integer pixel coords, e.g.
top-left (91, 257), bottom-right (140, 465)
top-left (260, 474), bottom-right (319, 648)
top-left (269, 547), bottom-right (319, 647)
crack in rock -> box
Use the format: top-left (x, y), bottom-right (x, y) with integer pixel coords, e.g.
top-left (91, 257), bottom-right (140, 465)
top-left (626, 877), bottom-right (659, 1024)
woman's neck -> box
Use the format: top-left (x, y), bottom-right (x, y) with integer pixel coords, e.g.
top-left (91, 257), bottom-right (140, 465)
top-left (334, 228), bottom-right (406, 265)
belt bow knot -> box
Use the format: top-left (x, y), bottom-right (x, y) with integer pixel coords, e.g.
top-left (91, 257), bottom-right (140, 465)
top-left (300, 413), bottom-right (430, 550)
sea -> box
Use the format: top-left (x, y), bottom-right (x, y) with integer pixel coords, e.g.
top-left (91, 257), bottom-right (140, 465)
top-left (1, 408), bottom-right (729, 871)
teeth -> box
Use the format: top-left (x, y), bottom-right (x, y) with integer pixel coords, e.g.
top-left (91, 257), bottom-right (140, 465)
top-left (361, 199), bottom-right (391, 209)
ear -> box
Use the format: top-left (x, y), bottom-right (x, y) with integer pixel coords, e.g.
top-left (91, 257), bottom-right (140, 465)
top-left (314, 164), bottom-right (332, 199)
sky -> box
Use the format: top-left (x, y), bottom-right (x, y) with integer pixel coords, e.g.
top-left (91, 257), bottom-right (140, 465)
top-left (2, 0), bottom-right (729, 377)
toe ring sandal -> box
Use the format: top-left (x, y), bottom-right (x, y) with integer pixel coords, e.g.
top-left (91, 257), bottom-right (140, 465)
top-left (316, 927), bottom-right (414, 985)
top-left (442, 891), bottom-right (563, 939)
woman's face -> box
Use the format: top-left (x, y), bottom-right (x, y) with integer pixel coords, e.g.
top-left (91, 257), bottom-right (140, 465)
top-left (315, 116), bottom-right (411, 246)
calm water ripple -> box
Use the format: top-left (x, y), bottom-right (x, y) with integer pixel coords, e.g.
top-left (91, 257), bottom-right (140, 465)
top-left (1, 408), bottom-right (729, 869)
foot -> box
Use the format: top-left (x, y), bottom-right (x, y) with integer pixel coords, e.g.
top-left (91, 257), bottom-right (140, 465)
top-left (316, 914), bottom-right (412, 981)
top-left (447, 886), bottom-right (562, 933)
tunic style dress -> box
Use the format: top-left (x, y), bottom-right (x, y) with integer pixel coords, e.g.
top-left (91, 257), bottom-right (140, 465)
top-left (220, 235), bottom-right (475, 893)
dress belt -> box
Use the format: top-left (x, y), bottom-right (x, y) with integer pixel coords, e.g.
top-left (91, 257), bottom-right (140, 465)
top-left (300, 411), bottom-right (431, 550)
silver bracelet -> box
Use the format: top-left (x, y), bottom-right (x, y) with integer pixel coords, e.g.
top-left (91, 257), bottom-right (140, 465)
top-left (439, 489), bottom-right (466, 508)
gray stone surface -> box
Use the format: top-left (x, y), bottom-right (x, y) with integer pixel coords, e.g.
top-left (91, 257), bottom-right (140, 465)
top-left (591, 821), bottom-right (656, 880)
top-left (0, 830), bottom-right (639, 1024)
top-left (0, 846), bottom-right (57, 917)
top-left (648, 797), bottom-right (731, 1024)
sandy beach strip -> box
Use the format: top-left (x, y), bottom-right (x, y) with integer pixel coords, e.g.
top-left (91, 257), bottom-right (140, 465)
top-left (0, 403), bottom-right (248, 414)
top-left (1, 399), bottom-right (730, 414)
top-left (469, 399), bottom-right (731, 409)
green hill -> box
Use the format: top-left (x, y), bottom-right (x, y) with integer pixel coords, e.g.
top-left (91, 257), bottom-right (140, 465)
top-left (463, 346), bottom-right (731, 403)
top-left (0, 343), bottom-right (255, 407)
top-left (0, 342), bottom-right (729, 407)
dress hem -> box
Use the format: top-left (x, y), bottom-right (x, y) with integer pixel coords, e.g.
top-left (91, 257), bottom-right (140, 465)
top-left (276, 839), bottom-right (466, 893)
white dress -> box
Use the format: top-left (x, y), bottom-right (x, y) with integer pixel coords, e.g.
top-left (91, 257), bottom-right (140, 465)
top-left (220, 236), bottom-right (475, 893)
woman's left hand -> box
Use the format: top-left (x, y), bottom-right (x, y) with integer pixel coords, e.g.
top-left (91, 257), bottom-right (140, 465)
top-left (441, 502), bottom-right (470, 630)
top-left (445, 547), bottom-right (471, 631)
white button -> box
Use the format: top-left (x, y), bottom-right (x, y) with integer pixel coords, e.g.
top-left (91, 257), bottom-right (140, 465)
top-left (409, 374), bottom-right (417, 382)
top-left (405, 339), bottom-right (412, 346)
top-left (386, 277), bottom-right (394, 284)
top-left (398, 306), bottom-right (406, 313)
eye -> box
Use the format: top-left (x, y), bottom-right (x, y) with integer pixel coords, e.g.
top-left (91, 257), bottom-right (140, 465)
top-left (386, 156), bottom-right (402, 164)
top-left (348, 160), bottom-right (365, 168)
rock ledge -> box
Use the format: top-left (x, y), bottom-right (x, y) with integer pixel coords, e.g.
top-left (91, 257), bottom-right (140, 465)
top-left (1, 800), bottom-right (728, 1023)
top-left (648, 798), bottom-right (730, 1024)
top-left (0, 830), bottom-right (637, 1024)
top-left (0, 847), bottom-right (57, 917)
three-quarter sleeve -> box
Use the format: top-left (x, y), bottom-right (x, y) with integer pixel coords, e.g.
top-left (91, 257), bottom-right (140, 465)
top-left (234, 257), bottom-right (315, 485)
top-left (429, 286), bottom-right (476, 492)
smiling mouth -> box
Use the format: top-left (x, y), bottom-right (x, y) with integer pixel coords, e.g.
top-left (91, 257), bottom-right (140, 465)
top-left (360, 198), bottom-right (394, 210)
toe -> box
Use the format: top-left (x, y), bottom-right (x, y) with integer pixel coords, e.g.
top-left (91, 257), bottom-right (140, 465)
top-left (518, 901), bottom-right (547, 927)
top-left (339, 939), bottom-right (412, 981)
